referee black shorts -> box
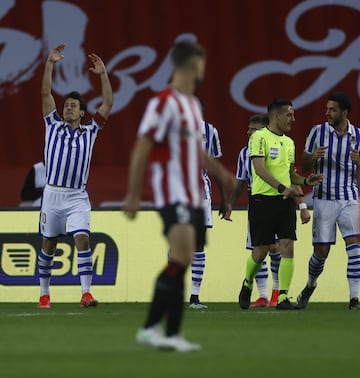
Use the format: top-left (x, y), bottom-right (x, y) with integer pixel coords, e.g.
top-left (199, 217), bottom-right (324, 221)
top-left (159, 203), bottom-right (206, 249)
top-left (249, 194), bottom-right (296, 246)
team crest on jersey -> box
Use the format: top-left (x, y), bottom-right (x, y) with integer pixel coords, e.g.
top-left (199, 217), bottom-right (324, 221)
top-left (270, 147), bottom-right (279, 159)
top-left (350, 135), bottom-right (358, 147)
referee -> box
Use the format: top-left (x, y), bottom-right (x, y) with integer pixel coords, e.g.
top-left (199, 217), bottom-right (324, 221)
top-left (238, 99), bottom-right (323, 310)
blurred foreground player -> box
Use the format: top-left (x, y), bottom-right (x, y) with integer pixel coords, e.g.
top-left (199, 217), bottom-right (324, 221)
top-left (124, 41), bottom-right (235, 351)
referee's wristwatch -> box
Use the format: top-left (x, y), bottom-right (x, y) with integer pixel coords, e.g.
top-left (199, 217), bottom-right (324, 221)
top-left (277, 184), bottom-right (286, 193)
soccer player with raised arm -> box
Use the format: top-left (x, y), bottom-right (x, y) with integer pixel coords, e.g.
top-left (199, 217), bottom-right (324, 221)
top-left (38, 44), bottom-right (113, 308)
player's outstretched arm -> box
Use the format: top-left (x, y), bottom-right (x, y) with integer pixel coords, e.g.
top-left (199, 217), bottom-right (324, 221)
top-left (41, 44), bottom-right (65, 116)
top-left (88, 53), bottom-right (113, 120)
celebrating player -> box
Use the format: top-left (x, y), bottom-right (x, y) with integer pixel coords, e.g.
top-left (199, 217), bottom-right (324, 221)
top-left (37, 44), bottom-right (113, 308)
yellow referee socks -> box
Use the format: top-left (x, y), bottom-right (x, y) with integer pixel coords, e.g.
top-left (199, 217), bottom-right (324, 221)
top-left (244, 255), bottom-right (262, 289)
top-left (278, 257), bottom-right (294, 302)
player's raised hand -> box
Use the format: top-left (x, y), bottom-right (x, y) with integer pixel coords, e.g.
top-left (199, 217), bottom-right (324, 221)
top-left (88, 53), bottom-right (106, 75)
top-left (48, 44), bottom-right (65, 63)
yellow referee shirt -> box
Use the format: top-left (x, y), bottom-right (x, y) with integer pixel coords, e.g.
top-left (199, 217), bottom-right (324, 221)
top-left (249, 127), bottom-right (295, 196)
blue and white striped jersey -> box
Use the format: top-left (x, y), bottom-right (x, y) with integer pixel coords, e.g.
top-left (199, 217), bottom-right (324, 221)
top-left (236, 146), bottom-right (252, 188)
top-left (43, 109), bottom-right (102, 189)
top-left (202, 121), bottom-right (222, 200)
top-left (305, 121), bottom-right (360, 200)
top-left (202, 121), bottom-right (222, 157)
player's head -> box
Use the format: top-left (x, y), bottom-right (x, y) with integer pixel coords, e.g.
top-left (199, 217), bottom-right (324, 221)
top-left (63, 91), bottom-right (87, 123)
top-left (247, 114), bottom-right (268, 138)
top-left (326, 92), bottom-right (351, 127)
top-left (328, 92), bottom-right (352, 113)
top-left (171, 41), bottom-right (206, 89)
top-left (267, 98), bottom-right (294, 133)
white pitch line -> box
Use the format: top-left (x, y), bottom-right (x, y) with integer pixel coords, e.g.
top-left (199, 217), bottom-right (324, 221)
top-left (1, 312), bottom-right (87, 317)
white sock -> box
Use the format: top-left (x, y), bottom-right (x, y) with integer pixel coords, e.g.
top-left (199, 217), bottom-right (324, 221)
top-left (38, 249), bottom-right (54, 296)
top-left (270, 252), bottom-right (281, 290)
top-left (255, 260), bottom-right (268, 299)
top-left (78, 249), bottom-right (93, 294)
top-left (307, 252), bottom-right (326, 288)
top-left (191, 251), bottom-right (206, 295)
top-left (346, 244), bottom-right (360, 299)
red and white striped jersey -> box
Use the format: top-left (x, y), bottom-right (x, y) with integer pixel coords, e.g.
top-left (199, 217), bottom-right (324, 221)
top-left (138, 87), bottom-right (204, 209)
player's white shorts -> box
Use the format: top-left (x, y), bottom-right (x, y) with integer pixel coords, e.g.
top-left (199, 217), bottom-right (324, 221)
top-left (203, 197), bottom-right (212, 228)
top-left (40, 185), bottom-right (91, 238)
top-left (312, 198), bottom-right (360, 244)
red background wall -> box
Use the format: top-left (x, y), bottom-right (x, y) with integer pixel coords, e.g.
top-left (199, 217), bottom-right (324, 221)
top-left (1, 0), bottom-right (359, 207)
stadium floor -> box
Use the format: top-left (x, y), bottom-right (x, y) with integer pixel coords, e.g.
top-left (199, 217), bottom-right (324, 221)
top-left (0, 302), bottom-right (356, 378)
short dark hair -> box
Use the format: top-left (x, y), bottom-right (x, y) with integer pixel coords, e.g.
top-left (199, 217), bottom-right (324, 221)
top-left (267, 99), bottom-right (293, 114)
top-left (170, 41), bottom-right (206, 68)
top-left (249, 114), bottom-right (268, 125)
top-left (328, 92), bottom-right (352, 113)
top-left (64, 91), bottom-right (87, 113)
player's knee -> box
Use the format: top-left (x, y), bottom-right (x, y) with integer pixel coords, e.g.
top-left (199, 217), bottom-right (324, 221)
top-left (42, 238), bottom-right (57, 254)
top-left (314, 244), bottom-right (330, 258)
top-left (74, 233), bottom-right (90, 250)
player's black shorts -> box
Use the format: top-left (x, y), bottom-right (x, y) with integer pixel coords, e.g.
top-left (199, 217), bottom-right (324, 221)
top-left (159, 203), bottom-right (206, 248)
top-left (249, 194), bottom-right (296, 246)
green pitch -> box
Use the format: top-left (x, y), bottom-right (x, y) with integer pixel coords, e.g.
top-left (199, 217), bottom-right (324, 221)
top-left (0, 303), bottom-right (357, 378)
